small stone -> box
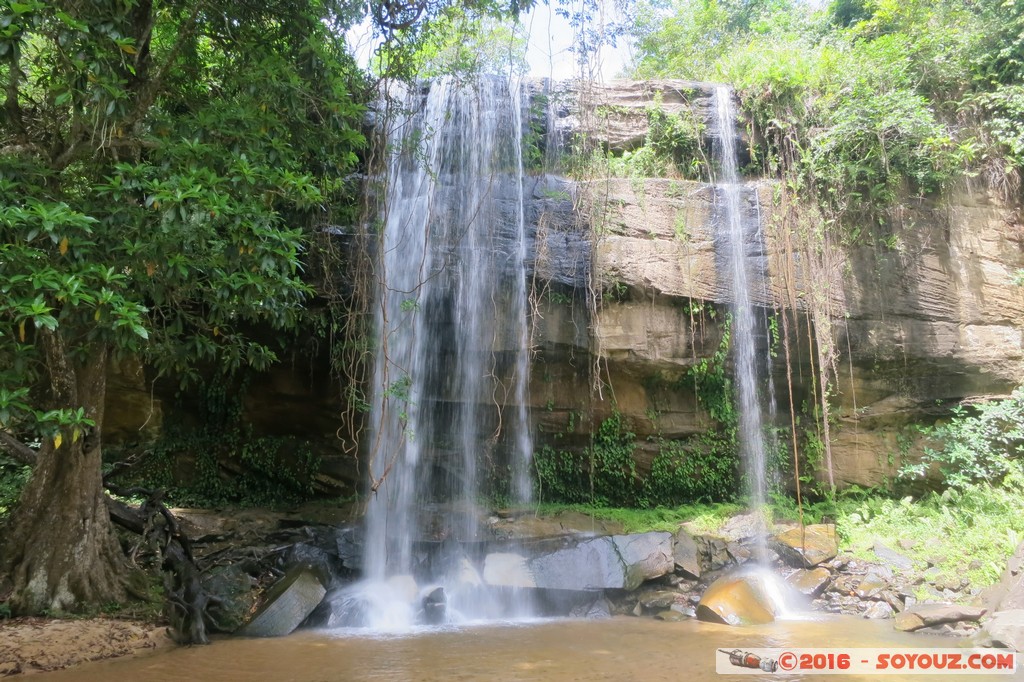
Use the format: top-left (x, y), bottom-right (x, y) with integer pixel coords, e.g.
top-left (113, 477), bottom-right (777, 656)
top-left (639, 590), bottom-right (680, 610)
top-left (654, 609), bottom-right (689, 622)
top-left (881, 590), bottom-right (905, 613)
top-left (726, 542), bottom-right (752, 565)
top-left (968, 559), bottom-right (983, 570)
top-left (898, 538), bottom-right (918, 551)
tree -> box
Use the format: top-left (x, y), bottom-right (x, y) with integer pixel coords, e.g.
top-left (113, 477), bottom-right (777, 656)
top-left (0, 0), bottom-right (536, 618)
top-left (0, 0), bottom-right (369, 614)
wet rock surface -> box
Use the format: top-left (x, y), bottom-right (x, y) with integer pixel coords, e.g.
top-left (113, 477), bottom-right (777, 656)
top-left (240, 566), bottom-right (328, 637)
top-left (696, 575), bottom-right (780, 626)
top-left (774, 525), bottom-right (839, 568)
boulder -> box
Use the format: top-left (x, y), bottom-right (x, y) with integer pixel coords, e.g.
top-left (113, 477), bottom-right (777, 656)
top-left (774, 525), bottom-right (838, 568)
top-left (696, 575), bottom-right (778, 626)
top-left (483, 552), bottom-right (535, 588)
top-left (201, 564), bottom-right (258, 633)
top-left (787, 568), bottom-right (831, 597)
top-left (421, 587), bottom-right (446, 624)
top-left (719, 513), bottom-right (767, 542)
top-left (893, 604), bottom-right (986, 632)
top-left (614, 532), bottom-right (675, 588)
top-left (863, 602), bottom-right (894, 619)
top-left (526, 532), bottom-right (673, 592)
top-left (673, 528), bottom-right (701, 578)
top-left (240, 565), bottom-right (327, 637)
top-left (982, 609), bottom-right (1024, 652)
top-left (988, 540), bottom-right (1024, 612)
top-left (873, 542), bottom-right (914, 571)
top-left (638, 590), bottom-right (681, 611)
top-left (855, 571), bottom-right (890, 599)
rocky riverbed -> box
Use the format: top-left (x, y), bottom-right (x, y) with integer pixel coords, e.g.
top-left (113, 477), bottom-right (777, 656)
top-left (3, 504), bottom-right (1020, 677)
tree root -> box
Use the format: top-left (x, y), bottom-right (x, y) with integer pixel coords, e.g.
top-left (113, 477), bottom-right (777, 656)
top-left (104, 482), bottom-right (217, 645)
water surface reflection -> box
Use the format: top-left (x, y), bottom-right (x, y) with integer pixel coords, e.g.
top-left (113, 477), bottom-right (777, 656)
top-left (33, 616), bottom-right (1008, 681)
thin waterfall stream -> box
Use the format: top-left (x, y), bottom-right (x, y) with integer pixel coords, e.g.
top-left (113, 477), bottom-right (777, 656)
top-left (346, 75), bottom-right (535, 630)
top-left (711, 86), bottom-right (775, 562)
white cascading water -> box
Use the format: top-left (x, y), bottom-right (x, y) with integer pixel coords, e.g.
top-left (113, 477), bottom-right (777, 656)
top-left (712, 86), bottom-right (797, 617)
top-left (711, 85), bottom-right (769, 514)
top-left (354, 75), bottom-right (534, 630)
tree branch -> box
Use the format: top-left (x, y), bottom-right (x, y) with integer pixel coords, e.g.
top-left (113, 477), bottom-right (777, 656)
top-left (0, 431), bottom-right (37, 466)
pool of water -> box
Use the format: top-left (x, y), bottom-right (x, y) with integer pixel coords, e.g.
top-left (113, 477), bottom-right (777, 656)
top-left (31, 615), bottom-right (1012, 681)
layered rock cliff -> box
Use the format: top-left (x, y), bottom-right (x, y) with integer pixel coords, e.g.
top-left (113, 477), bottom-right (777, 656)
top-left (528, 79), bottom-right (1024, 488)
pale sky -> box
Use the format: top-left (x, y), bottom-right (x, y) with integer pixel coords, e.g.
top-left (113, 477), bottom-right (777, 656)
top-left (346, 1), bottom-right (633, 81)
top-left (522, 1), bottom-right (634, 81)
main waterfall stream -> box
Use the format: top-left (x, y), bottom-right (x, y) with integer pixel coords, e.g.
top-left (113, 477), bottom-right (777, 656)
top-left (711, 85), bottom-right (774, 527)
top-left (347, 75), bottom-right (535, 629)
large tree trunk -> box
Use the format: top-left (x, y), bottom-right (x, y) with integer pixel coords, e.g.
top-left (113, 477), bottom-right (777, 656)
top-left (1, 332), bottom-right (128, 613)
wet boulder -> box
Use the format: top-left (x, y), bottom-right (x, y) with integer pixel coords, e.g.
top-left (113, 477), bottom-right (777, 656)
top-left (696, 574), bottom-right (779, 626)
top-left (201, 564), bottom-right (259, 633)
top-left (421, 587), bottom-right (446, 624)
top-left (614, 532), bottom-right (675, 588)
top-left (774, 525), bottom-right (838, 568)
top-left (787, 568), bottom-right (832, 597)
top-left (524, 532), bottom-right (674, 592)
top-left (240, 565), bottom-right (327, 637)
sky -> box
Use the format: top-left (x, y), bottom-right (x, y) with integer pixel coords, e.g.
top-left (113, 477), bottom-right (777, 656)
top-left (346, 1), bottom-right (634, 81)
top-left (521, 1), bottom-right (634, 80)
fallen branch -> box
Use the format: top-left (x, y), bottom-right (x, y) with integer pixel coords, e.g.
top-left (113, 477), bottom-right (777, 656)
top-left (0, 432), bottom-right (37, 466)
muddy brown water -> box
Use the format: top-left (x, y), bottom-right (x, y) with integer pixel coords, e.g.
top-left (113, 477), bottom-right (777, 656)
top-left (31, 616), bottom-right (1013, 681)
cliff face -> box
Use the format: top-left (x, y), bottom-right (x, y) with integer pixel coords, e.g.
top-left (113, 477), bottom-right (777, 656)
top-left (530, 79), bottom-right (1024, 488)
top-left (102, 79), bottom-right (1024, 494)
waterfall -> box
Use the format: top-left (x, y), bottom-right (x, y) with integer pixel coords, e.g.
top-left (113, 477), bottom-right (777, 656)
top-left (711, 86), bottom-right (773, 528)
top-left (357, 75), bottom-right (534, 629)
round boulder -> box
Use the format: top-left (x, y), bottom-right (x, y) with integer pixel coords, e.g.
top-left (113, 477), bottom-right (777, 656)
top-left (697, 574), bottom-right (780, 626)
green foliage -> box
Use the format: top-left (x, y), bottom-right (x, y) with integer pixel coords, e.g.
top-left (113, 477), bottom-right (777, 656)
top-left (832, 477), bottom-right (1024, 588)
top-left (0, 0), bottom-right (370, 445)
top-left (593, 94), bottom-right (708, 180)
top-left (0, 456), bottom-right (32, 519)
top-left (534, 412), bottom-right (639, 507)
top-left (631, 0), bottom-right (1023, 227)
top-left (643, 437), bottom-right (737, 505)
top-left (118, 378), bottom-right (321, 508)
top-left (533, 500), bottom-right (743, 533)
top-left (899, 388), bottom-right (1024, 490)
top-left (686, 314), bottom-right (735, 425)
